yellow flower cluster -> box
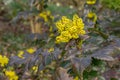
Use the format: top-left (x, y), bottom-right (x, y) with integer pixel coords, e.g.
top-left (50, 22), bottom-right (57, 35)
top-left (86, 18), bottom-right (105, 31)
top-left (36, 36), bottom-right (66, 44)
top-left (39, 11), bottom-right (54, 22)
top-left (5, 70), bottom-right (18, 80)
top-left (0, 55), bottom-right (9, 67)
top-left (87, 12), bottom-right (97, 22)
top-left (86, 0), bottom-right (96, 5)
top-left (56, 14), bottom-right (85, 43)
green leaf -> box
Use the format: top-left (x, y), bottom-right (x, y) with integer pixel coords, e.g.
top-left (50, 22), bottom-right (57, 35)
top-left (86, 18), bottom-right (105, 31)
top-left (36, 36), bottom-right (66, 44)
top-left (83, 70), bottom-right (98, 79)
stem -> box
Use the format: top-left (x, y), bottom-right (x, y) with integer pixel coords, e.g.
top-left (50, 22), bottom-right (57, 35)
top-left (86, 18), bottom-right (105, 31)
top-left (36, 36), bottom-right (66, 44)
top-left (30, 19), bottom-right (35, 33)
top-left (80, 72), bottom-right (83, 80)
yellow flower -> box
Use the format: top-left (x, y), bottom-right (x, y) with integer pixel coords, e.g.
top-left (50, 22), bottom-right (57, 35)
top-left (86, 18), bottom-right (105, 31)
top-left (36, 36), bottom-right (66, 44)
top-left (79, 30), bottom-right (86, 35)
top-left (61, 31), bottom-right (72, 39)
top-left (26, 48), bottom-right (35, 54)
top-left (49, 26), bottom-right (53, 32)
top-left (74, 76), bottom-right (79, 80)
top-left (39, 10), bottom-right (54, 22)
top-left (86, 0), bottom-right (96, 5)
top-left (71, 33), bottom-right (79, 39)
top-left (5, 70), bottom-right (18, 80)
top-left (61, 16), bottom-right (71, 24)
top-left (73, 14), bottom-right (81, 21)
top-left (32, 66), bottom-right (38, 73)
top-left (55, 14), bottom-right (85, 43)
top-left (0, 55), bottom-right (9, 67)
top-left (17, 51), bottom-right (24, 59)
top-left (56, 21), bottom-right (65, 32)
top-left (50, 33), bottom-right (54, 37)
top-left (87, 12), bottom-right (95, 18)
top-left (56, 31), bottom-right (72, 43)
top-left (56, 36), bottom-right (69, 43)
top-left (87, 12), bottom-right (97, 22)
top-left (48, 47), bottom-right (54, 53)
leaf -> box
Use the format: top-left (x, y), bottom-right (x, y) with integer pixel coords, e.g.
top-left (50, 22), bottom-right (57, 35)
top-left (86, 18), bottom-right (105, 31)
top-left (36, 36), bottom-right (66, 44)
top-left (11, 10), bottom-right (34, 23)
top-left (26, 33), bottom-right (48, 41)
top-left (52, 48), bottom-right (62, 60)
top-left (91, 48), bottom-right (114, 61)
top-left (71, 57), bottom-right (92, 73)
top-left (92, 53), bottom-right (114, 61)
top-left (82, 43), bottom-right (98, 52)
top-left (81, 35), bottom-right (90, 41)
top-left (91, 38), bottom-right (120, 61)
top-left (34, 48), bottom-right (42, 55)
top-left (9, 55), bottom-right (28, 65)
top-left (53, 67), bottom-right (73, 80)
top-left (83, 70), bottom-right (99, 79)
top-left (39, 63), bottom-right (45, 71)
top-left (9, 50), bottom-right (42, 70)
